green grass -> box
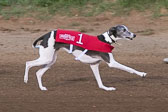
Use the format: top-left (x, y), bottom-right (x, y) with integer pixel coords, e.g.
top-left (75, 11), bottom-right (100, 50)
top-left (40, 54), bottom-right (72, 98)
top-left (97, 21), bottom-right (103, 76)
top-left (115, 0), bottom-right (168, 17)
top-left (117, 0), bottom-right (168, 9)
top-left (0, 0), bottom-right (168, 19)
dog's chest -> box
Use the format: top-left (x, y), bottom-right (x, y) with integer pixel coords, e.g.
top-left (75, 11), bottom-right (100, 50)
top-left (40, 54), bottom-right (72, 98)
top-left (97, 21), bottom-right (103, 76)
top-left (55, 29), bottom-right (114, 53)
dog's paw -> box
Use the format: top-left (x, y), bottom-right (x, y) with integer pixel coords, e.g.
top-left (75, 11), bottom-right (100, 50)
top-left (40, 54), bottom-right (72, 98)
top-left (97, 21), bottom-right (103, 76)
top-left (100, 86), bottom-right (116, 91)
top-left (40, 87), bottom-right (48, 91)
top-left (24, 78), bottom-right (28, 83)
top-left (138, 72), bottom-right (147, 78)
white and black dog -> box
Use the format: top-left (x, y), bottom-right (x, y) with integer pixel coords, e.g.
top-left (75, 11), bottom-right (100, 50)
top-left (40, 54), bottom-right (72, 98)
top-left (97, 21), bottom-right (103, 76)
top-left (24, 25), bottom-right (147, 91)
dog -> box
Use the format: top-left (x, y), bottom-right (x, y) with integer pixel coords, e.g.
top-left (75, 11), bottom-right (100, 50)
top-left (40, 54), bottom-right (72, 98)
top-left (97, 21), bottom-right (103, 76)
top-left (24, 25), bottom-right (147, 91)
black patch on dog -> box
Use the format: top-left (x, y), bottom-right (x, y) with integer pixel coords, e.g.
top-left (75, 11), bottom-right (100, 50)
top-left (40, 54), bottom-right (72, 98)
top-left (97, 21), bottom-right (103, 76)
top-left (54, 30), bottom-right (57, 39)
top-left (109, 27), bottom-right (117, 37)
top-left (97, 35), bottom-right (111, 44)
top-left (40, 32), bottom-right (51, 48)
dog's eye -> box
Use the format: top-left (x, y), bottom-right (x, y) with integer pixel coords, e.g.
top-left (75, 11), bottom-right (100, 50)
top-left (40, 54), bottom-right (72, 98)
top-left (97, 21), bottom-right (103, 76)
top-left (123, 29), bottom-right (126, 32)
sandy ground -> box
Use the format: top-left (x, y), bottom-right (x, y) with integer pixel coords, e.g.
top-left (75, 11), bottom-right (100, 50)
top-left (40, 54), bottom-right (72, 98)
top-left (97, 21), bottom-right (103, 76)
top-left (0, 12), bottom-right (168, 112)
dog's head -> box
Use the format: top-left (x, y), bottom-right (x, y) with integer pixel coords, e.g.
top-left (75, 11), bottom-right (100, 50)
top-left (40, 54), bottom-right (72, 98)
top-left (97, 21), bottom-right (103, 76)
top-left (108, 25), bottom-right (136, 41)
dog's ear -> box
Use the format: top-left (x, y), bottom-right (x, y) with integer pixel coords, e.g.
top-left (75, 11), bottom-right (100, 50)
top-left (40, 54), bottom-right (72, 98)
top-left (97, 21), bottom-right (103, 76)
top-left (109, 27), bottom-right (116, 37)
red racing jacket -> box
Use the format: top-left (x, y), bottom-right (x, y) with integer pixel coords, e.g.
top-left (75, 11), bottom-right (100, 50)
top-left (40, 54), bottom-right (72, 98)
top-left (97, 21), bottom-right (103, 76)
top-left (55, 29), bottom-right (114, 53)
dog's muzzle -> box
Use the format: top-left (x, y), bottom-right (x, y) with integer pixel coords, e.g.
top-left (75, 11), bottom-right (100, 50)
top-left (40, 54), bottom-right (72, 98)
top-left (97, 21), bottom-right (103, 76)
top-left (126, 34), bottom-right (136, 40)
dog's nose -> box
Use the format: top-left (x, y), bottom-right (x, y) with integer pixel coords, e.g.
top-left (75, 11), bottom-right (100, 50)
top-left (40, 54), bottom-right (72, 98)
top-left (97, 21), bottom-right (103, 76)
top-left (133, 34), bottom-right (136, 38)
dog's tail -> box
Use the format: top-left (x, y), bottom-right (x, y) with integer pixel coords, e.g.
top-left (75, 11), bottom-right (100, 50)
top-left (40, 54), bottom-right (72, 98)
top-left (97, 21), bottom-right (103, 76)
top-left (32, 36), bottom-right (44, 49)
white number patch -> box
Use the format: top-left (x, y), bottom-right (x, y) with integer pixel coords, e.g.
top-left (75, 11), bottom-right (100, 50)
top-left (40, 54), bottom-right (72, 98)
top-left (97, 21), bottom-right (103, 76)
top-left (76, 34), bottom-right (83, 45)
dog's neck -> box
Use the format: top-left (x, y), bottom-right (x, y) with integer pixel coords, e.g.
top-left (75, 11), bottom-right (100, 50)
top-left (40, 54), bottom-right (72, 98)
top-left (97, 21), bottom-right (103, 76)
top-left (97, 31), bottom-right (117, 44)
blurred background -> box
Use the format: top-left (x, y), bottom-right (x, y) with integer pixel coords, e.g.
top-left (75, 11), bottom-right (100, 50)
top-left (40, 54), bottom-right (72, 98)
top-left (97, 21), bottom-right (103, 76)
top-left (0, 0), bottom-right (168, 18)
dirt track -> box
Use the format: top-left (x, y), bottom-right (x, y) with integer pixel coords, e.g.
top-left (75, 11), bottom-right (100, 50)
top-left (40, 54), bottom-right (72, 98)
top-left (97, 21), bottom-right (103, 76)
top-left (1, 13), bottom-right (168, 112)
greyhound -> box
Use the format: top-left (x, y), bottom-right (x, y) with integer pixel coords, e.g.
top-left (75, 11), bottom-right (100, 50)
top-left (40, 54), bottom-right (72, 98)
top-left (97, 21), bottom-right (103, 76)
top-left (24, 25), bottom-right (147, 91)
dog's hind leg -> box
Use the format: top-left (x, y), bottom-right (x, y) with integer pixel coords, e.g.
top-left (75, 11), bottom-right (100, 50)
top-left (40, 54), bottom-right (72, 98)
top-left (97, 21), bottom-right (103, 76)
top-left (36, 52), bottom-right (57, 90)
top-left (90, 63), bottom-right (116, 91)
top-left (24, 58), bottom-right (45, 83)
top-left (24, 56), bottom-right (53, 83)
top-left (24, 30), bottom-right (56, 84)
top-left (107, 53), bottom-right (147, 77)
top-left (24, 48), bottom-right (55, 83)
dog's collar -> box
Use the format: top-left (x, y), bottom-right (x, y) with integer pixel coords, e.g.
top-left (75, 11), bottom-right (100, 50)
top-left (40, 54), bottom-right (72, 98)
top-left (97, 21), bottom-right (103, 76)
top-left (103, 32), bottom-right (116, 43)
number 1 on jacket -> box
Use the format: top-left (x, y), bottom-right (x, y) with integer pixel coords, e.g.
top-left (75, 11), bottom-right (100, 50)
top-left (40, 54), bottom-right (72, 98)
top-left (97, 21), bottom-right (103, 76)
top-left (76, 34), bottom-right (83, 45)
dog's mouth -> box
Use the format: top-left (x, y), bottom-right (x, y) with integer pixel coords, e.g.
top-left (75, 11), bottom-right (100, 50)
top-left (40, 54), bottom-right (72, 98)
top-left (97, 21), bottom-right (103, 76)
top-left (126, 37), bottom-right (133, 40)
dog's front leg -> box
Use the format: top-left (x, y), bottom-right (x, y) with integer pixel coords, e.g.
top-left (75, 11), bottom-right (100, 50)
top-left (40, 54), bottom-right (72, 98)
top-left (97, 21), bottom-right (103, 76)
top-left (90, 63), bottom-right (116, 91)
top-left (108, 53), bottom-right (147, 77)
